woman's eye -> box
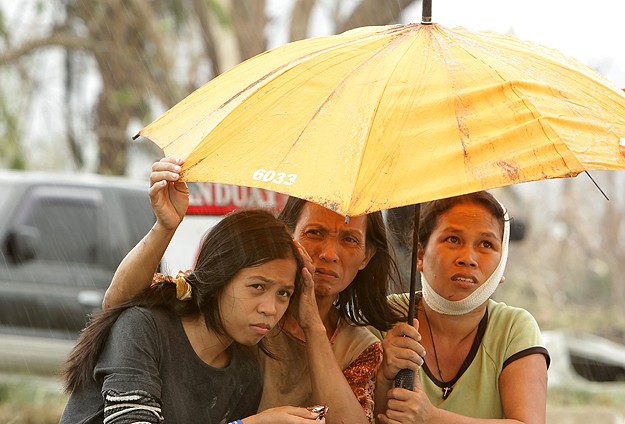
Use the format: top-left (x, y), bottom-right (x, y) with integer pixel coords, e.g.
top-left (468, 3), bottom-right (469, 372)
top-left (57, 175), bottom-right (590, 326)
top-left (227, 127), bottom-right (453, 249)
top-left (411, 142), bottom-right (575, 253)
top-left (278, 290), bottom-right (293, 298)
top-left (250, 284), bottom-right (264, 291)
top-left (445, 235), bottom-right (460, 244)
top-left (305, 230), bottom-right (323, 239)
top-left (482, 241), bottom-right (494, 249)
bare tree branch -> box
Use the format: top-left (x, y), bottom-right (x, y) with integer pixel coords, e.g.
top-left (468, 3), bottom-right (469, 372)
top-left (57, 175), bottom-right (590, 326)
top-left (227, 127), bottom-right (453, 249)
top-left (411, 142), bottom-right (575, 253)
top-left (190, 0), bottom-right (222, 77)
top-left (337, 0), bottom-right (418, 33)
top-left (0, 30), bottom-right (93, 63)
top-left (289, 0), bottom-right (316, 41)
top-left (232, 0), bottom-right (266, 61)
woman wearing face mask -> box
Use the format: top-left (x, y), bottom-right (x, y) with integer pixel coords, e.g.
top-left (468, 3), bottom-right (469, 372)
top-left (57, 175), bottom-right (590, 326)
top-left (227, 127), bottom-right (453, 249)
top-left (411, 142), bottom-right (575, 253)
top-left (102, 158), bottom-right (403, 424)
top-left (374, 191), bottom-right (549, 423)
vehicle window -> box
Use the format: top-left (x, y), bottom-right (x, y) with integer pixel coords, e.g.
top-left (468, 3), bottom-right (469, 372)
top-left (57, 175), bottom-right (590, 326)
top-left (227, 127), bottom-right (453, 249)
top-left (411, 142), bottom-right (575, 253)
top-left (118, 189), bottom-right (154, 242)
top-left (20, 188), bottom-right (100, 265)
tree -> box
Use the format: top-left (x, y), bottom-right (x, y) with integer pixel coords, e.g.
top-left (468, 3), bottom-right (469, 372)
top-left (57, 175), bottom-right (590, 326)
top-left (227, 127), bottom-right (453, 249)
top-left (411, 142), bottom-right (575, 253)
top-left (0, 0), bottom-right (419, 174)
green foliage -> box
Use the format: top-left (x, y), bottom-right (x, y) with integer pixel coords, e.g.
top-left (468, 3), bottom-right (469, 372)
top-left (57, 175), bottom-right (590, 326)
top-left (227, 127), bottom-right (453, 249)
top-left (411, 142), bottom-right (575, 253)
top-left (548, 385), bottom-right (625, 414)
top-left (108, 85), bottom-right (142, 114)
top-left (207, 0), bottom-right (233, 27)
top-left (0, 377), bottom-right (67, 424)
top-left (35, 0), bottom-right (47, 15)
top-left (0, 8), bottom-right (6, 39)
top-left (0, 92), bottom-right (26, 170)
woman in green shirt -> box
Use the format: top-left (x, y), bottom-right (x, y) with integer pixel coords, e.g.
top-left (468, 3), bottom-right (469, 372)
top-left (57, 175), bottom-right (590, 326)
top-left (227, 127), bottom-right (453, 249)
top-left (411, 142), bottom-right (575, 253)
top-left (374, 191), bottom-right (549, 423)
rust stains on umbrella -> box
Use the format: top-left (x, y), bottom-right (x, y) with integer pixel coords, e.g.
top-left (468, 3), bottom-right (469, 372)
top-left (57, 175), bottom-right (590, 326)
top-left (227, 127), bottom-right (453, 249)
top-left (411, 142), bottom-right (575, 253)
top-left (496, 160), bottom-right (521, 182)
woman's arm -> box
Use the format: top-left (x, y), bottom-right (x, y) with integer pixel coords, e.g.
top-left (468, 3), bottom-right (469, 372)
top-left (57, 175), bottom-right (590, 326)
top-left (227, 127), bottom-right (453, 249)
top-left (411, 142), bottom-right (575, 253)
top-left (102, 221), bottom-right (177, 309)
top-left (237, 406), bottom-right (326, 423)
top-left (102, 158), bottom-right (188, 309)
top-left (499, 353), bottom-right (548, 423)
top-left (289, 245), bottom-right (373, 423)
top-left (377, 353), bottom-right (548, 424)
top-left (303, 324), bottom-right (373, 424)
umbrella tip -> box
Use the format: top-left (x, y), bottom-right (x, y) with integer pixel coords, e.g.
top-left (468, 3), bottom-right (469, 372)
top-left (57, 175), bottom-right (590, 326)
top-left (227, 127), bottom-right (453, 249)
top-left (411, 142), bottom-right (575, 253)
top-left (422, 0), bottom-right (432, 24)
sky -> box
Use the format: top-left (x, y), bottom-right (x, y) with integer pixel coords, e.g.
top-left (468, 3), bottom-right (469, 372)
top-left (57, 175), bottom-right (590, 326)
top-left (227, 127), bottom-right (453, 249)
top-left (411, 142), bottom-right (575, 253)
top-left (270, 0), bottom-right (625, 88)
top-left (403, 0), bottom-right (625, 88)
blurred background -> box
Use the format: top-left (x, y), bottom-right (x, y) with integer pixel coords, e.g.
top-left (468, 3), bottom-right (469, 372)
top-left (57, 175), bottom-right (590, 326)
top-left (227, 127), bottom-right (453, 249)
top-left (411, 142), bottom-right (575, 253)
top-left (1, 0), bottom-right (624, 422)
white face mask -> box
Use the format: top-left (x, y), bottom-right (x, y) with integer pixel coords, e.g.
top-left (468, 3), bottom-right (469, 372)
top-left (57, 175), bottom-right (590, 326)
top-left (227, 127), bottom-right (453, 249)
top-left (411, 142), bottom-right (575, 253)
top-left (421, 204), bottom-right (510, 316)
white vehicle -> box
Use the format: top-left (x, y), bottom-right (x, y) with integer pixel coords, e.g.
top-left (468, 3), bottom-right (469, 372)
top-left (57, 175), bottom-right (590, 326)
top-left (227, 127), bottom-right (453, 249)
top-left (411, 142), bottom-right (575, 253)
top-left (161, 182), bottom-right (288, 273)
top-left (543, 329), bottom-right (625, 389)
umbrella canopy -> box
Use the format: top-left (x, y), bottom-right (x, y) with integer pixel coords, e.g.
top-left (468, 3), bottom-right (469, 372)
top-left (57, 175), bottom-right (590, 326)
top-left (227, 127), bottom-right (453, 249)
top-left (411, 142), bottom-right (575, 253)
top-left (137, 21), bottom-right (625, 218)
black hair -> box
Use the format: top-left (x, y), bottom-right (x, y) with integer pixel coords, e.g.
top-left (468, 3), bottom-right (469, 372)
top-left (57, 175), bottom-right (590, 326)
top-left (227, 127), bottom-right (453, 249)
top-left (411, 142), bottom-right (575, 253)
top-left (278, 197), bottom-right (403, 330)
top-left (63, 208), bottom-right (303, 393)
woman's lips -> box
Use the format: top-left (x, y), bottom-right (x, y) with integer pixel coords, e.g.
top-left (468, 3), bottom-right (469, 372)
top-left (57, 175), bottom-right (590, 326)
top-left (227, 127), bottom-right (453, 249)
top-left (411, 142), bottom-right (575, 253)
top-left (315, 267), bottom-right (339, 278)
top-left (451, 274), bottom-right (478, 288)
top-left (251, 323), bottom-right (271, 335)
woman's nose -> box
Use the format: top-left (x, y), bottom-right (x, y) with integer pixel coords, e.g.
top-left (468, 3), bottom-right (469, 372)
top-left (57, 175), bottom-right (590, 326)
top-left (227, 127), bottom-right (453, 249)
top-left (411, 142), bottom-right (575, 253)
top-left (456, 246), bottom-right (478, 267)
top-left (318, 239), bottom-right (340, 262)
top-left (258, 297), bottom-right (278, 316)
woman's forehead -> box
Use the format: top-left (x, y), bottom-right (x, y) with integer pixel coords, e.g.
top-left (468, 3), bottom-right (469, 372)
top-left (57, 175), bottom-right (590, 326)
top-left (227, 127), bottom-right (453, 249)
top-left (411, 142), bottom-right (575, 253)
top-left (299, 202), bottom-right (368, 230)
top-left (437, 202), bottom-right (502, 235)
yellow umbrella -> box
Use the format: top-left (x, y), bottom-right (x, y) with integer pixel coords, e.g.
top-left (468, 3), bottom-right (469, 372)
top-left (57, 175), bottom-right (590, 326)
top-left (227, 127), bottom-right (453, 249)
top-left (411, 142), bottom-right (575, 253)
top-left (137, 16), bottom-right (625, 218)
top-left (136, 2), bottom-right (625, 389)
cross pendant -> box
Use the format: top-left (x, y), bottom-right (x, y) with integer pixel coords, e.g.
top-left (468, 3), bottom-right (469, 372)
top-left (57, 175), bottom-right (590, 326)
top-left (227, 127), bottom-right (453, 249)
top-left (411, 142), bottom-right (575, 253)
top-left (442, 386), bottom-right (453, 400)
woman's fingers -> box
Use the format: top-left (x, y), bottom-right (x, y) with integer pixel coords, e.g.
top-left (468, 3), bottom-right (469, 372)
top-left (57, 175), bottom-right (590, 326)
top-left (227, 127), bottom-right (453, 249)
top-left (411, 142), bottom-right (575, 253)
top-left (154, 156), bottom-right (182, 168)
top-left (294, 240), bottom-right (315, 275)
top-left (388, 322), bottom-right (420, 341)
top-left (149, 157), bottom-right (183, 186)
top-left (249, 406), bottom-right (325, 423)
top-left (383, 348), bottom-right (422, 373)
top-left (380, 322), bottom-right (427, 379)
top-left (146, 158), bottom-right (189, 229)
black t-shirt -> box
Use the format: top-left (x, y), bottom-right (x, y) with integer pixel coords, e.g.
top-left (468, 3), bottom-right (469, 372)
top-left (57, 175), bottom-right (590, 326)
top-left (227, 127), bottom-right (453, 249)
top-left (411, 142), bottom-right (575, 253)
top-left (60, 306), bottom-right (262, 423)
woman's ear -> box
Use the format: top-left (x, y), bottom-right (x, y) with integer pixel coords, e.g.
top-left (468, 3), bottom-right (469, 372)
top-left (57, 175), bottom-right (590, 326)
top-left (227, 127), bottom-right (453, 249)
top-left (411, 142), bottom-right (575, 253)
top-left (416, 246), bottom-right (424, 272)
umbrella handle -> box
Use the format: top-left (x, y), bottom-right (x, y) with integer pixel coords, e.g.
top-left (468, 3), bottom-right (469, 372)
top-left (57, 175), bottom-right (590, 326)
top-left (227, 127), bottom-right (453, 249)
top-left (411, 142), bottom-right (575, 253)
top-left (394, 369), bottom-right (415, 390)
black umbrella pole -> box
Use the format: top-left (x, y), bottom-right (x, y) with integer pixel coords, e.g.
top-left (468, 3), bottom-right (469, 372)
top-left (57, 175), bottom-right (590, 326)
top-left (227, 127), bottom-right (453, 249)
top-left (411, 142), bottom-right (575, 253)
top-left (422, 0), bottom-right (432, 24)
top-left (394, 203), bottom-right (421, 390)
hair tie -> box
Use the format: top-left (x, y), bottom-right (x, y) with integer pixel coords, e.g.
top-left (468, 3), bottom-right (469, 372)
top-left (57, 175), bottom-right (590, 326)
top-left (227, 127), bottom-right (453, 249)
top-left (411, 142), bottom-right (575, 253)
top-left (174, 271), bottom-right (192, 300)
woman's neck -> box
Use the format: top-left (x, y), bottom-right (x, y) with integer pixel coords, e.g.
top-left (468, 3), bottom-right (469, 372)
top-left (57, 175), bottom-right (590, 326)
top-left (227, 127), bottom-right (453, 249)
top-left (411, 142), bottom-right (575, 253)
top-left (316, 294), bottom-right (339, 336)
top-left (421, 300), bottom-right (486, 340)
top-left (182, 314), bottom-right (232, 368)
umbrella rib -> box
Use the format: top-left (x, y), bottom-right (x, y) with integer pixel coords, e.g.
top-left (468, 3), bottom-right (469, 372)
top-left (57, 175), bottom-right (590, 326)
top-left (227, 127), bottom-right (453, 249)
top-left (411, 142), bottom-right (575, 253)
top-left (211, 28), bottom-right (411, 123)
top-left (351, 28), bottom-right (427, 213)
top-left (452, 28), bottom-right (625, 174)
top-left (182, 29), bottom-right (424, 178)
top-left (151, 28), bottom-right (405, 157)
top-left (437, 28), bottom-right (588, 174)
top-left (277, 26), bottom-right (422, 212)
